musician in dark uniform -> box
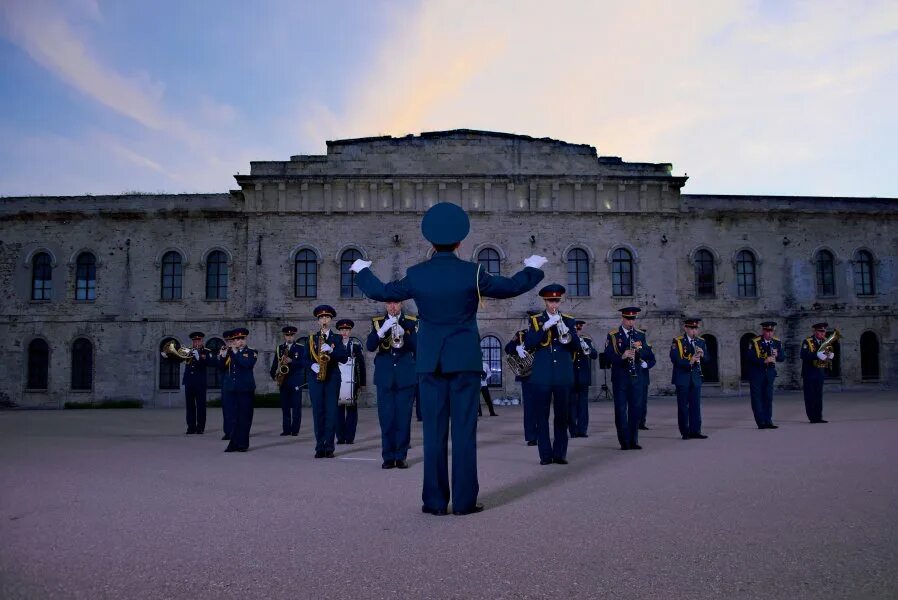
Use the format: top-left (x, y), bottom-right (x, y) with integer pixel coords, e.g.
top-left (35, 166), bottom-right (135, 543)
top-left (306, 305), bottom-right (349, 458)
top-left (669, 317), bottom-right (711, 440)
top-left (569, 320), bottom-right (598, 438)
top-left (224, 327), bottom-right (258, 453)
top-left (800, 322), bottom-right (833, 424)
top-left (524, 284), bottom-right (580, 465)
top-left (604, 308), bottom-right (655, 450)
top-left (367, 303), bottom-right (418, 468)
top-left (181, 331), bottom-right (212, 435)
top-left (745, 321), bottom-right (785, 429)
top-left (336, 319), bottom-right (366, 445)
top-left (216, 330), bottom-right (237, 441)
top-left (270, 326), bottom-right (306, 436)
top-left (638, 327), bottom-right (657, 430)
top-left (505, 320), bottom-right (537, 446)
top-left (351, 201), bottom-right (545, 515)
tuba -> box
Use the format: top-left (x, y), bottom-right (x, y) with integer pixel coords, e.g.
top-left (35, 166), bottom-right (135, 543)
top-left (506, 350), bottom-right (534, 378)
top-left (275, 345), bottom-right (290, 387)
top-left (315, 330), bottom-right (330, 382)
top-left (818, 329), bottom-right (841, 370)
top-left (163, 340), bottom-right (193, 361)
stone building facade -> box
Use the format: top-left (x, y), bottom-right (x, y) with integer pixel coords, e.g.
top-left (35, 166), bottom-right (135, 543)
top-left (1, 130), bottom-right (895, 409)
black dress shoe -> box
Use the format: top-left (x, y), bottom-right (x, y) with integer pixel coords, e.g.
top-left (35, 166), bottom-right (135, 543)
top-left (630, 444), bottom-right (642, 450)
top-left (280, 432), bottom-right (290, 436)
top-left (620, 445), bottom-right (630, 450)
top-left (346, 440), bottom-right (354, 444)
top-left (421, 505), bottom-right (448, 516)
top-left (579, 433), bottom-right (589, 438)
top-left (553, 457), bottom-right (568, 464)
top-left (314, 451), bottom-right (325, 458)
top-left (689, 433), bottom-right (708, 439)
top-left (527, 440), bottom-right (537, 446)
top-left (758, 424), bottom-right (768, 429)
top-left (540, 459), bottom-right (553, 465)
top-left (224, 447), bottom-right (236, 453)
top-left (638, 425), bottom-right (649, 430)
top-left (237, 448), bottom-right (248, 453)
top-left (453, 503), bottom-right (485, 516)
top-left (395, 460), bottom-right (409, 469)
top-left (818, 419), bottom-right (828, 423)
top-left (186, 430), bottom-right (197, 435)
top-left (336, 440), bottom-right (345, 445)
top-left (290, 432), bottom-right (298, 436)
top-left (767, 423), bottom-right (779, 429)
top-left (489, 412), bottom-right (498, 417)
top-left (197, 430), bottom-right (204, 435)
top-left (382, 460), bottom-right (396, 469)
top-left (221, 435), bottom-right (230, 441)
top-left (325, 451), bottom-right (335, 458)
top-left (682, 435), bottom-right (689, 440)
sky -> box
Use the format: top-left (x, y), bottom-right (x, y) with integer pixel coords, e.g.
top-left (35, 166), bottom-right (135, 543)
top-left (1, 0), bottom-right (896, 198)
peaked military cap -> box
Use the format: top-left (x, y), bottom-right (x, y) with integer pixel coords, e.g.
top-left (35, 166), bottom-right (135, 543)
top-left (539, 283), bottom-right (566, 298)
top-left (282, 326), bottom-right (298, 335)
top-left (336, 319), bottom-right (355, 330)
top-left (232, 327), bottom-right (249, 339)
top-left (760, 321), bottom-right (777, 330)
top-left (683, 317), bottom-right (702, 327)
top-left (575, 319), bottom-right (587, 326)
top-left (421, 202), bottom-right (470, 245)
top-left (314, 305), bottom-right (336, 318)
top-left (812, 322), bottom-right (828, 330)
top-left (188, 331), bottom-right (205, 340)
top-left (222, 329), bottom-right (234, 340)
top-left (619, 307), bottom-right (641, 319)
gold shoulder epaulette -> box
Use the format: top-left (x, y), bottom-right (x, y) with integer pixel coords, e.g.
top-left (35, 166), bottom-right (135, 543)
top-left (674, 335), bottom-right (684, 342)
top-left (405, 314), bottom-right (417, 321)
top-left (773, 337), bottom-right (781, 342)
top-left (372, 316), bottom-right (384, 323)
top-left (562, 313), bottom-right (574, 319)
top-left (609, 329), bottom-right (617, 336)
top-left (637, 328), bottom-right (647, 334)
top-left (752, 336), bottom-right (761, 342)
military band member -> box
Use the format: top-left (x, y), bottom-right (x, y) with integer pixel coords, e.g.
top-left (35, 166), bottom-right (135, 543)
top-left (570, 319), bottom-right (598, 438)
top-left (524, 284), bottom-right (580, 465)
top-left (224, 328), bottom-right (258, 453)
top-left (478, 361), bottom-right (498, 417)
top-left (367, 302), bottom-right (418, 468)
top-left (638, 327), bottom-right (657, 430)
top-left (307, 305), bottom-right (349, 458)
top-left (216, 330), bottom-right (237, 441)
top-left (800, 322), bottom-right (833, 424)
top-left (181, 331), bottom-right (211, 435)
top-left (505, 317), bottom-right (538, 445)
top-left (746, 321), bottom-right (785, 429)
top-left (336, 319), bottom-right (367, 445)
top-left (351, 202), bottom-right (546, 516)
top-left (270, 326), bottom-right (306, 436)
top-left (604, 308), bottom-right (655, 450)
top-left (670, 317), bottom-right (711, 440)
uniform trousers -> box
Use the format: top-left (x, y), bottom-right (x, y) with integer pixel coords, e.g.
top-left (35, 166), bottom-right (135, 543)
top-left (520, 380), bottom-right (538, 443)
top-left (336, 405), bottom-right (359, 443)
top-left (675, 381), bottom-right (703, 437)
top-left (226, 391), bottom-right (254, 451)
top-left (749, 374), bottom-right (775, 426)
top-left (279, 385), bottom-right (302, 434)
top-left (531, 384), bottom-right (569, 461)
top-left (612, 377), bottom-right (645, 448)
top-left (184, 385), bottom-right (207, 433)
top-left (309, 377), bottom-right (340, 453)
top-left (639, 378), bottom-right (650, 428)
top-left (803, 370), bottom-right (825, 422)
top-left (419, 372), bottom-right (480, 513)
top-left (376, 385), bottom-right (415, 461)
top-left (221, 389), bottom-right (236, 438)
top-left (568, 384), bottom-right (590, 437)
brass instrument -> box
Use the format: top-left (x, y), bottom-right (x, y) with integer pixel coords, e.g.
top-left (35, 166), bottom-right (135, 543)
top-left (551, 311), bottom-right (572, 344)
top-left (390, 320), bottom-right (405, 349)
top-left (275, 345), bottom-right (290, 387)
top-left (693, 344), bottom-right (704, 378)
top-left (315, 330), bottom-right (331, 382)
top-left (163, 340), bottom-right (194, 361)
top-left (814, 329), bottom-right (841, 370)
top-left (506, 349), bottom-right (534, 378)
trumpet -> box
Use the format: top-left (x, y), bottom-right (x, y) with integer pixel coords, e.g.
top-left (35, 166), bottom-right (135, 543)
top-left (391, 321), bottom-right (404, 349)
top-left (550, 311), bottom-right (572, 344)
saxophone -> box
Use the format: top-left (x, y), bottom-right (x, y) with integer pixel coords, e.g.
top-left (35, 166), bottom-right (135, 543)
top-left (315, 330), bottom-right (331, 382)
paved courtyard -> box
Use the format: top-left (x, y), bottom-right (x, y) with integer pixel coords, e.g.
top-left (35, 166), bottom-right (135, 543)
top-left (1, 390), bottom-right (897, 599)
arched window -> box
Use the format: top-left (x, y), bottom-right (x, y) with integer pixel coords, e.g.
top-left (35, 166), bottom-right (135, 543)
top-left (26, 339), bottom-right (49, 390)
top-left (205, 250), bottom-right (228, 300)
top-left (611, 248), bottom-right (633, 296)
top-left (480, 335), bottom-right (503, 387)
top-left (815, 250), bottom-right (836, 296)
top-left (739, 332), bottom-right (755, 381)
top-left (340, 249), bottom-right (363, 298)
top-left (159, 338), bottom-right (181, 390)
top-left (294, 249), bottom-right (318, 298)
top-left (71, 338), bottom-right (93, 391)
top-left (160, 251), bottom-right (183, 301)
top-left (75, 252), bottom-right (96, 301)
top-left (31, 252), bottom-right (52, 300)
top-left (735, 250), bottom-right (757, 297)
top-left (860, 331), bottom-right (880, 381)
top-left (702, 334), bottom-right (720, 383)
top-left (567, 248), bottom-right (590, 296)
top-left (824, 340), bottom-right (841, 379)
top-left (694, 249), bottom-right (715, 298)
top-left (854, 250), bottom-right (876, 296)
top-left (477, 248), bottom-right (501, 276)
top-left (205, 337), bottom-right (225, 389)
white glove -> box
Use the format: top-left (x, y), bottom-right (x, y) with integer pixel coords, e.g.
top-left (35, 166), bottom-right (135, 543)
top-left (377, 315), bottom-right (399, 337)
top-left (542, 314), bottom-right (561, 330)
top-left (160, 351), bottom-right (167, 358)
top-left (640, 360), bottom-right (648, 369)
top-left (192, 349), bottom-right (200, 360)
top-left (311, 363), bottom-right (320, 374)
top-left (516, 345), bottom-right (527, 359)
top-left (580, 340), bottom-right (590, 353)
top-left (826, 352), bottom-right (834, 359)
top-left (523, 255), bottom-right (548, 269)
top-left (816, 351), bottom-right (827, 360)
top-left (349, 259), bottom-right (372, 273)
top-left (321, 343), bottom-right (333, 353)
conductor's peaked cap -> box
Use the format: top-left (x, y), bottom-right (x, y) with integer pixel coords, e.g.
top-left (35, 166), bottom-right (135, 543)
top-left (421, 202), bottom-right (470, 245)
